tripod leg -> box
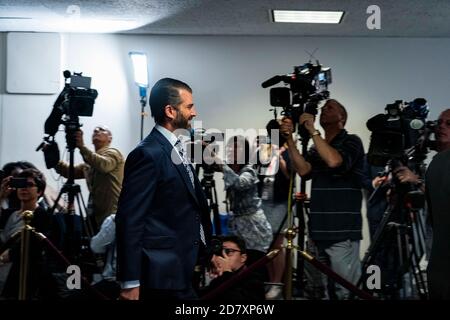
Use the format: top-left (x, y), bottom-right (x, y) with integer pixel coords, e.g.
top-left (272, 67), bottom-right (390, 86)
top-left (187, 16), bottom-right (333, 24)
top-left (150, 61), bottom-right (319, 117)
top-left (408, 221), bottom-right (428, 299)
top-left (211, 184), bottom-right (222, 235)
top-left (49, 188), bottom-right (66, 215)
top-left (355, 205), bottom-right (394, 292)
top-left (295, 199), bottom-right (307, 297)
top-left (76, 193), bottom-right (95, 238)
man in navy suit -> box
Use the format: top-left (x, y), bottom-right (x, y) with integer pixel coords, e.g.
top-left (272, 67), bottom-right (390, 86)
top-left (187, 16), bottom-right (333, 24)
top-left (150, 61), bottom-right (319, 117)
top-left (116, 78), bottom-right (212, 300)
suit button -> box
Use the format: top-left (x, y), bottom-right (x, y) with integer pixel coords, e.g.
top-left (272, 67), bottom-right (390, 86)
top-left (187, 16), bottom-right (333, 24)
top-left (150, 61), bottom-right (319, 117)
top-left (194, 240), bottom-right (199, 245)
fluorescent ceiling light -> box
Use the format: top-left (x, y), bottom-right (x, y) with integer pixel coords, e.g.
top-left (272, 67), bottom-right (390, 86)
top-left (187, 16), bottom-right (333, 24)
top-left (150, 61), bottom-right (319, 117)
top-left (272, 10), bottom-right (344, 24)
top-left (129, 52), bottom-right (149, 88)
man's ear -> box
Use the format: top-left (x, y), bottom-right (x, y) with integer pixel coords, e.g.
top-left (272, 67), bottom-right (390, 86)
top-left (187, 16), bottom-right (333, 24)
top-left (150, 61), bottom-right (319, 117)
top-left (164, 105), bottom-right (176, 121)
top-left (240, 253), bottom-right (247, 264)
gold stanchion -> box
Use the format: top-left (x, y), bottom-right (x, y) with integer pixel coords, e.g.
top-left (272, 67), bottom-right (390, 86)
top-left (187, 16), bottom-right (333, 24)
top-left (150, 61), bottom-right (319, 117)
top-left (281, 166), bottom-right (374, 300)
top-left (283, 227), bottom-right (296, 300)
top-left (283, 170), bottom-right (296, 300)
top-left (19, 210), bottom-right (34, 300)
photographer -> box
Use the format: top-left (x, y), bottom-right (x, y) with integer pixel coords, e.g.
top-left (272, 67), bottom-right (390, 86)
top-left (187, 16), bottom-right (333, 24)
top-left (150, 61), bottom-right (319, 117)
top-left (1, 161), bottom-right (65, 215)
top-left (0, 169), bottom-right (51, 244)
top-left (280, 99), bottom-right (365, 299)
top-left (217, 136), bottom-right (273, 259)
top-left (55, 125), bottom-right (124, 228)
top-left (0, 168), bottom-right (54, 299)
top-left (425, 108), bottom-right (450, 299)
top-left (201, 236), bottom-right (265, 300)
top-left (0, 162), bottom-right (35, 211)
top-left (257, 119), bottom-right (291, 299)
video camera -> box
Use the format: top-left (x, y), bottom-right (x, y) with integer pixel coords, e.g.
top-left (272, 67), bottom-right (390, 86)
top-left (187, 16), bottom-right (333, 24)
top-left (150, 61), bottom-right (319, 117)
top-left (188, 128), bottom-right (224, 175)
top-left (37, 70), bottom-right (98, 168)
top-left (261, 61), bottom-right (332, 122)
top-left (367, 98), bottom-right (436, 167)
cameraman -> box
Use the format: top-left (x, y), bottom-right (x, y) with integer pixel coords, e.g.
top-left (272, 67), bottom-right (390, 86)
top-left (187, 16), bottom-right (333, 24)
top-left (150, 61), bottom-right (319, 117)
top-left (55, 125), bottom-right (124, 228)
top-left (280, 99), bottom-right (365, 300)
top-left (425, 108), bottom-right (450, 299)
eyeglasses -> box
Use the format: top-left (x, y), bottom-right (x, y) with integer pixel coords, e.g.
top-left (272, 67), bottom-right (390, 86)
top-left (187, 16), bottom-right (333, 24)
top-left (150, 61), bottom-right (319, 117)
top-left (223, 248), bottom-right (242, 256)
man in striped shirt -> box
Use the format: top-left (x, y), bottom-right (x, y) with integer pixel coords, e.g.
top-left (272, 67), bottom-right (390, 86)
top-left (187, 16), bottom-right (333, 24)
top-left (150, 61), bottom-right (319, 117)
top-left (281, 99), bottom-right (364, 299)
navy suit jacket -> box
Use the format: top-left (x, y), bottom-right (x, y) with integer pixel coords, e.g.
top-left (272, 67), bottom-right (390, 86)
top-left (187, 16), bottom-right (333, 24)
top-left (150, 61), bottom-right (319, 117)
top-left (116, 128), bottom-right (212, 291)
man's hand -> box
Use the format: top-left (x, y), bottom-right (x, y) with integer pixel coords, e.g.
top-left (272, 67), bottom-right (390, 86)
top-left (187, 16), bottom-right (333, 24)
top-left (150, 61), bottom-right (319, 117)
top-left (0, 249), bottom-right (10, 265)
top-left (210, 254), bottom-right (232, 276)
top-left (203, 142), bottom-right (223, 171)
top-left (394, 166), bottom-right (420, 184)
top-left (0, 176), bottom-right (13, 201)
top-left (280, 117), bottom-right (294, 140)
top-left (372, 175), bottom-right (388, 189)
top-left (74, 130), bottom-right (85, 149)
top-left (119, 287), bottom-right (140, 300)
top-left (299, 113), bottom-right (316, 135)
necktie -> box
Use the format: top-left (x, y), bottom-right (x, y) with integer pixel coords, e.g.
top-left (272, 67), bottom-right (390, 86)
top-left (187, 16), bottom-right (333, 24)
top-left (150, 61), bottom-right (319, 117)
top-left (175, 139), bottom-right (195, 189)
top-left (175, 139), bottom-right (206, 245)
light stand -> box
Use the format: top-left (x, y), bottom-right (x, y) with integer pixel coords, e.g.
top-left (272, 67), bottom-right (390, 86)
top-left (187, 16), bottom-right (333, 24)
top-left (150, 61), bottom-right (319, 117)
top-left (138, 86), bottom-right (147, 141)
top-left (129, 52), bottom-right (149, 141)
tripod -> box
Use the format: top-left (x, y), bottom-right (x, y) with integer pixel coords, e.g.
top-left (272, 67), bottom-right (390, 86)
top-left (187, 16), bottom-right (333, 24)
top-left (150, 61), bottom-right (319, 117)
top-left (198, 166), bottom-right (222, 235)
top-left (281, 120), bottom-right (374, 300)
top-left (193, 166), bottom-right (222, 291)
top-left (281, 168), bottom-right (373, 300)
top-left (49, 123), bottom-right (96, 263)
top-left (355, 168), bottom-right (428, 299)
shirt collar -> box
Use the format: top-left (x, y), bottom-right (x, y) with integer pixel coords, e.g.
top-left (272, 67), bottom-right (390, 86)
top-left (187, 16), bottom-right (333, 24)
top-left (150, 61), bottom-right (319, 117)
top-left (95, 145), bottom-right (109, 153)
top-left (155, 124), bottom-right (178, 147)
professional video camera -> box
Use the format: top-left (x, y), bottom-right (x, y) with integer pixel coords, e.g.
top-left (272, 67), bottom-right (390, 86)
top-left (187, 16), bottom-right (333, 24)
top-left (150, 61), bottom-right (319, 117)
top-left (188, 128), bottom-right (224, 174)
top-left (360, 99), bottom-right (436, 299)
top-left (261, 61), bottom-right (332, 123)
top-left (36, 70), bottom-right (98, 168)
top-left (187, 129), bottom-right (225, 236)
top-left (366, 98), bottom-right (436, 167)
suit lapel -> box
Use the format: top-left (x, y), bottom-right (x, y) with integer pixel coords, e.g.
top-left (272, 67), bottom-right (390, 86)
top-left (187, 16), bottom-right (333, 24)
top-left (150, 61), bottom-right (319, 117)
top-left (151, 129), bottom-right (200, 206)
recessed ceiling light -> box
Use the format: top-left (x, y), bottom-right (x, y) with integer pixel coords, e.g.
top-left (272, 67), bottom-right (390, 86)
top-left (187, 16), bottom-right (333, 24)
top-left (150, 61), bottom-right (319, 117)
top-left (272, 10), bottom-right (344, 24)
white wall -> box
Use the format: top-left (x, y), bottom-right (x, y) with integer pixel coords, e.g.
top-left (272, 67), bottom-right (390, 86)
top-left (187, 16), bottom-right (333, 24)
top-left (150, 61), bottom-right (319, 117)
top-left (1, 32), bottom-right (449, 256)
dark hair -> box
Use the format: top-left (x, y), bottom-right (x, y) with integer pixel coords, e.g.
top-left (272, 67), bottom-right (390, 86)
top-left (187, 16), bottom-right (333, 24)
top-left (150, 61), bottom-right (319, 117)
top-left (149, 78), bottom-right (192, 125)
top-left (17, 168), bottom-right (46, 194)
top-left (218, 235), bottom-right (247, 254)
top-left (2, 161), bottom-right (37, 176)
top-left (326, 99), bottom-right (347, 126)
top-left (227, 135), bottom-right (251, 165)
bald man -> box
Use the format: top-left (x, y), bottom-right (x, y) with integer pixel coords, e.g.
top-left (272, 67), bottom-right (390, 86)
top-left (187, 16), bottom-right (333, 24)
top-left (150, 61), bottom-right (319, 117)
top-left (56, 125), bottom-right (124, 227)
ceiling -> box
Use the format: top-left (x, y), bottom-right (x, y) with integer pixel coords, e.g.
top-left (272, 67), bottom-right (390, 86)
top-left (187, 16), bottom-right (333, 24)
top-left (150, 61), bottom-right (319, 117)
top-left (0, 0), bottom-right (449, 37)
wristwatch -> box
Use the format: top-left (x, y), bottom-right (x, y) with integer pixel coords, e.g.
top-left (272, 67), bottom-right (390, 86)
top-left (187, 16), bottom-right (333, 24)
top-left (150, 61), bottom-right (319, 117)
top-left (310, 130), bottom-right (321, 137)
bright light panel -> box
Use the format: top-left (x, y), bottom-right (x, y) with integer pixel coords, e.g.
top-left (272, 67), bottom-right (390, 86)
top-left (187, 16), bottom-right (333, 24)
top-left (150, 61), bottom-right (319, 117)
top-left (129, 52), bottom-right (148, 87)
top-left (273, 10), bottom-right (344, 24)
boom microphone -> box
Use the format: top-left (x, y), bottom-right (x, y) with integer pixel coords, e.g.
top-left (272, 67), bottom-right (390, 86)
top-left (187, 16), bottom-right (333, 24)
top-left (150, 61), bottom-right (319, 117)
top-left (261, 76), bottom-right (282, 88)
